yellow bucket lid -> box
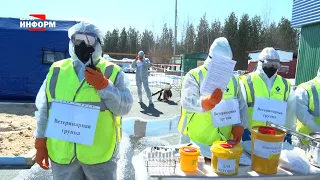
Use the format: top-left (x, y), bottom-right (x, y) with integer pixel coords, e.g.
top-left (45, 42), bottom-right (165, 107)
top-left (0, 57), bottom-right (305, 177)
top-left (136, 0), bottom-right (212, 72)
top-left (210, 141), bottom-right (243, 155)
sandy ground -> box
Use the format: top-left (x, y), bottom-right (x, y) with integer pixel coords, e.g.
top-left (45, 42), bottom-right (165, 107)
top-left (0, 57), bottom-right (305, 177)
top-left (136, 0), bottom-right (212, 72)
top-left (0, 104), bottom-right (37, 156)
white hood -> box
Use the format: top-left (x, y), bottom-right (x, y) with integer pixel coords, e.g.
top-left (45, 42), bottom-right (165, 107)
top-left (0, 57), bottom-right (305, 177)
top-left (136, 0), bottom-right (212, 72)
top-left (68, 21), bottom-right (104, 66)
top-left (69, 40), bottom-right (102, 66)
top-left (204, 37), bottom-right (233, 67)
top-left (255, 47), bottom-right (281, 79)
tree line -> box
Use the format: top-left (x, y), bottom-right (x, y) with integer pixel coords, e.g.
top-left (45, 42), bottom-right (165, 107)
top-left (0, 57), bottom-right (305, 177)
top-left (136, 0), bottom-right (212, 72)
top-left (103, 12), bottom-right (299, 70)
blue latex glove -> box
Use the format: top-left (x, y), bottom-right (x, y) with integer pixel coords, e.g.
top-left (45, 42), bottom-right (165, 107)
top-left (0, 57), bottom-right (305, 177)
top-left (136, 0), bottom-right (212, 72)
top-left (242, 129), bottom-right (251, 141)
top-left (284, 134), bottom-right (292, 144)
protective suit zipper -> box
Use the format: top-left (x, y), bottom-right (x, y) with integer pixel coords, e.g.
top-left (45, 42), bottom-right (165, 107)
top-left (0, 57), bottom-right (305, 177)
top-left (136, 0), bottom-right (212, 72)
top-left (69, 79), bottom-right (86, 163)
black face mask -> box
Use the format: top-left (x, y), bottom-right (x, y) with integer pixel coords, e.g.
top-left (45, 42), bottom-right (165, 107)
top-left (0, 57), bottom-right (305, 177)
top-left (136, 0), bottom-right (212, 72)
top-left (74, 41), bottom-right (95, 63)
top-left (263, 67), bottom-right (278, 78)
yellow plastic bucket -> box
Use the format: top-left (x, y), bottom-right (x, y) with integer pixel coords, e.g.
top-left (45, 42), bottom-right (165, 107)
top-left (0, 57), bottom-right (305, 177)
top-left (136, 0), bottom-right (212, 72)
top-left (179, 146), bottom-right (200, 172)
top-left (210, 141), bottom-right (243, 176)
top-left (251, 126), bottom-right (286, 174)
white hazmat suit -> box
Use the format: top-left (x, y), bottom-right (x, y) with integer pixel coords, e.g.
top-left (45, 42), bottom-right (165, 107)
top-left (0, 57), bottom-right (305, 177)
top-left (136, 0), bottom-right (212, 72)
top-left (34, 21), bottom-right (133, 180)
top-left (131, 51), bottom-right (153, 105)
top-left (295, 67), bottom-right (320, 132)
top-left (180, 37), bottom-right (248, 157)
top-left (240, 47), bottom-right (296, 142)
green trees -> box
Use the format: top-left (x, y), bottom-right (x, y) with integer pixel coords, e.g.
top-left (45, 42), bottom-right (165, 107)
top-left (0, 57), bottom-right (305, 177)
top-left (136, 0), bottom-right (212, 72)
top-left (103, 12), bottom-right (298, 69)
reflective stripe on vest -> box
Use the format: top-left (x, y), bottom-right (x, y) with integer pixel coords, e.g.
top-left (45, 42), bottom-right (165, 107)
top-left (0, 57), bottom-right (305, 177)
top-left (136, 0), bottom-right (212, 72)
top-left (177, 68), bottom-right (201, 135)
top-left (241, 72), bottom-right (290, 128)
top-left (45, 58), bottom-right (122, 164)
top-left (242, 73), bottom-right (289, 107)
top-left (47, 64), bottom-right (117, 111)
top-left (177, 76), bottom-right (192, 135)
top-left (296, 79), bottom-right (320, 145)
top-left (177, 65), bottom-right (238, 145)
top-left (302, 80), bottom-right (320, 116)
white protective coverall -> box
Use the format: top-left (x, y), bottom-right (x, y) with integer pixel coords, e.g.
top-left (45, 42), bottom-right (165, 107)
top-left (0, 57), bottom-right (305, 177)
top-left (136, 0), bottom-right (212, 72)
top-left (34, 21), bottom-right (133, 180)
top-left (295, 67), bottom-right (320, 132)
top-left (131, 51), bottom-right (153, 104)
top-left (179, 37), bottom-right (248, 157)
top-left (240, 48), bottom-right (296, 131)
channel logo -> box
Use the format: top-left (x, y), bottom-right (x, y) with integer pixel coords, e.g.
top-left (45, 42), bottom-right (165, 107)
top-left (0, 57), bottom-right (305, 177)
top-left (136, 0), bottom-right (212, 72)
top-left (20, 14), bottom-right (56, 31)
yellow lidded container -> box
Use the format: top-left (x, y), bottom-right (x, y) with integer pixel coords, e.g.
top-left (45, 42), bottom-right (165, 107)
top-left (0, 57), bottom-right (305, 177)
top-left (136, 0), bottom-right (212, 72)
top-left (179, 146), bottom-right (200, 172)
top-left (250, 126), bottom-right (286, 174)
top-left (210, 141), bottom-right (243, 176)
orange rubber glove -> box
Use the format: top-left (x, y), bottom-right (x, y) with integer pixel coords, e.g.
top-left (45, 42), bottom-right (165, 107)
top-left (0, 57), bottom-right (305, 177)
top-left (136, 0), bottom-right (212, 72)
top-left (201, 88), bottom-right (223, 111)
top-left (84, 67), bottom-right (109, 90)
top-left (35, 138), bottom-right (49, 170)
top-left (232, 125), bottom-right (244, 144)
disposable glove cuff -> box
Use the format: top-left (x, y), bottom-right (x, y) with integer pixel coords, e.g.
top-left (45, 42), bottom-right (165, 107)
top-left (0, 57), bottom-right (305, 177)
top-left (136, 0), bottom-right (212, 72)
top-left (96, 77), bottom-right (109, 90)
top-left (35, 138), bottom-right (47, 149)
top-left (201, 97), bottom-right (215, 111)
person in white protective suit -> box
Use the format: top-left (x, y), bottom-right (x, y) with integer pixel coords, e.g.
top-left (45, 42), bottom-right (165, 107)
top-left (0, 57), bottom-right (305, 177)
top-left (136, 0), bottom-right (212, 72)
top-left (240, 47), bottom-right (296, 143)
top-left (177, 37), bottom-right (248, 157)
top-left (295, 67), bottom-right (320, 146)
top-left (33, 21), bottom-right (133, 180)
top-left (131, 51), bottom-right (153, 105)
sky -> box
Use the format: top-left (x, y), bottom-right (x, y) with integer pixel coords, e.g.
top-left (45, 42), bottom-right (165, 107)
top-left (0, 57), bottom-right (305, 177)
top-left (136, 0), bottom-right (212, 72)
top-left (1, 0), bottom-right (294, 39)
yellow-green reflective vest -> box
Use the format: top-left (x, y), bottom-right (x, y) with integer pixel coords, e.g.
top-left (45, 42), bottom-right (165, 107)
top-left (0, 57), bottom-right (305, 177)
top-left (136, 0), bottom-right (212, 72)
top-left (296, 78), bottom-right (320, 145)
top-left (45, 58), bottom-right (122, 165)
top-left (240, 72), bottom-right (290, 129)
top-left (177, 65), bottom-right (239, 146)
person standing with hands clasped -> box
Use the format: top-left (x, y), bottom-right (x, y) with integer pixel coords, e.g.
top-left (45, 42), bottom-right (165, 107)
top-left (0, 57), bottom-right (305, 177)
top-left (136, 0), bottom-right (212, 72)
top-left (33, 21), bottom-right (133, 180)
top-left (240, 47), bottom-right (296, 143)
top-left (131, 51), bottom-right (153, 106)
top-left (177, 37), bottom-right (247, 156)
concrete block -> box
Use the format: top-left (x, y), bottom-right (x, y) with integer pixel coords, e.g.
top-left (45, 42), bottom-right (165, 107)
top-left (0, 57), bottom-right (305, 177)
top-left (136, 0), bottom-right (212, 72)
top-left (24, 149), bottom-right (36, 165)
top-left (0, 156), bottom-right (26, 165)
top-left (0, 149), bottom-right (36, 166)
